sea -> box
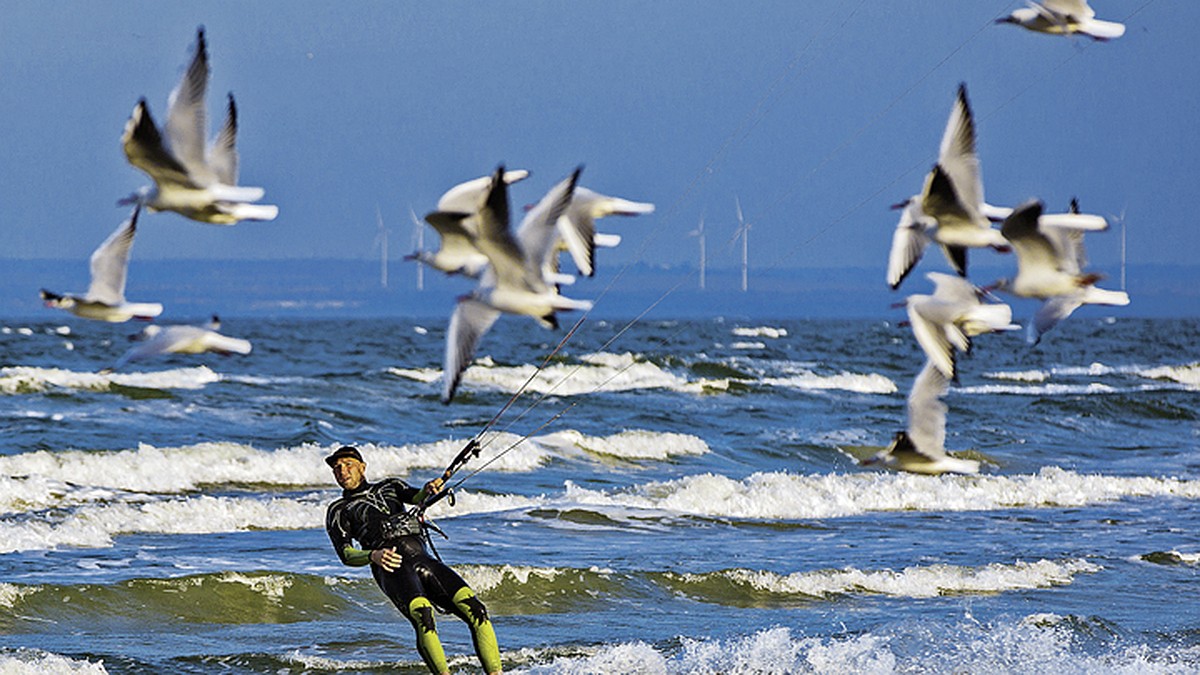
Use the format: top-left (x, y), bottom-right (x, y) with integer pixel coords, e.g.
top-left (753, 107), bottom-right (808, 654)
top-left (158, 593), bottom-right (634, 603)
top-left (1, 313), bottom-right (1198, 674)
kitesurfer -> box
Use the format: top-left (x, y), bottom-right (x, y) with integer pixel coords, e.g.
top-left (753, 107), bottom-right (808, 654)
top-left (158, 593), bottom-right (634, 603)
top-left (324, 445), bottom-right (502, 674)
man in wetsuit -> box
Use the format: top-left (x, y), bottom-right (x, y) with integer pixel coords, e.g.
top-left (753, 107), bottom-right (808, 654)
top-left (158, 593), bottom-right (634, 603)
top-left (324, 445), bottom-right (502, 675)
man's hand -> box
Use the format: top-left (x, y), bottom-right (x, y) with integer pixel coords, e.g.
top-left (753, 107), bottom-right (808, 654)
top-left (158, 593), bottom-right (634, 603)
top-left (369, 547), bottom-right (402, 572)
top-left (423, 477), bottom-right (444, 497)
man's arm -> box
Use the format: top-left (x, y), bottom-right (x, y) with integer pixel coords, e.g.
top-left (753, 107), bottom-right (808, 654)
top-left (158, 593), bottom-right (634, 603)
top-left (326, 501), bottom-right (371, 567)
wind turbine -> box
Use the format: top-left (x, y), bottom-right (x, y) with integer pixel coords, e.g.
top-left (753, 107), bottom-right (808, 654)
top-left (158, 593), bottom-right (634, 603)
top-left (734, 196), bottom-right (750, 292)
top-left (372, 205), bottom-right (390, 289)
top-left (689, 210), bottom-right (707, 290)
top-left (408, 206), bottom-right (425, 291)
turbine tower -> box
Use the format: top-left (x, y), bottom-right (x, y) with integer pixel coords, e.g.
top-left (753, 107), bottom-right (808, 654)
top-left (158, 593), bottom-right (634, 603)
top-left (372, 205), bottom-right (390, 289)
top-left (689, 211), bottom-right (707, 290)
top-left (408, 206), bottom-right (425, 291)
top-left (735, 196), bottom-right (750, 292)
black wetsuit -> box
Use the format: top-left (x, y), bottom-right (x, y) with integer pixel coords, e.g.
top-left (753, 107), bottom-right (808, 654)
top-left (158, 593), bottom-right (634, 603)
top-left (325, 478), bottom-right (472, 614)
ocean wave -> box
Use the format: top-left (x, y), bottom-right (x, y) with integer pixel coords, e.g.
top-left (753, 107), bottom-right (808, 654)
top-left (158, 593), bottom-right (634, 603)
top-left (0, 436), bottom-right (547, 498)
top-left (530, 429), bottom-right (709, 461)
top-left (657, 558), bottom-right (1100, 602)
top-left (389, 352), bottom-right (729, 396)
top-left (0, 572), bottom-right (359, 626)
top-left (0, 429), bottom-right (695, 512)
top-left (554, 468), bottom-right (1200, 521)
top-left (0, 495), bottom-right (324, 553)
top-left (958, 382), bottom-right (1118, 396)
top-left (0, 650), bottom-right (107, 675)
top-left (1137, 363), bottom-right (1200, 387)
top-left (0, 365), bottom-right (220, 394)
top-left (731, 326), bottom-right (788, 339)
top-left (511, 619), bottom-right (1200, 674)
top-left (762, 371), bottom-right (896, 394)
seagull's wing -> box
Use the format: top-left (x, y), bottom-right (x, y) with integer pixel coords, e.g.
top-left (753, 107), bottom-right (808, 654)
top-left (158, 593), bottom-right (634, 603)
top-left (437, 169), bottom-right (530, 214)
top-left (122, 100), bottom-right (195, 187)
top-left (921, 165), bottom-right (977, 249)
top-left (1001, 201), bottom-right (1062, 275)
top-left (113, 329), bottom-right (173, 368)
top-left (471, 167), bottom-right (530, 291)
top-left (1041, 225), bottom-right (1086, 275)
top-left (886, 201), bottom-right (932, 289)
top-left (907, 296), bottom-right (956, 380)
top-left (164, 27), bottom-right (213, 183)
top-left (907, 360), bottom-right (950, 459)
top-left (1030, 294), bottom-right (1084, 344)
top-left (87, 206), bottom-right (140, 304)
top-left (442, 297), bottom-right (501, 404)
top-left (518, 167), bottom-right (581, 282)
top-left (200, 329), bottom-right (253, 355)
top-left (425, 211), bottom-right (480, 251)
top-left (1041, 0), bottom-right (1095, 20)
top-left (208, 93), bottom-right (239, 185)
top-left (937, 83), bottom-right (984, 211)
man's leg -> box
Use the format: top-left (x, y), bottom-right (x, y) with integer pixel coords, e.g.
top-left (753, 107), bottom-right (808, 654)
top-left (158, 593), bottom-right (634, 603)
top-left (403, 596), bottom-right (450, 675)
top-left (451, 586), bottom-right (501, 674)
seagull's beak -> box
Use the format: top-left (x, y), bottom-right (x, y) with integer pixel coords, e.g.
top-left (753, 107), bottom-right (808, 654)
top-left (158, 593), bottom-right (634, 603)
top-left (117, 194), bottom-right (138, 207)
top-left (889, 200), bottom-right (909, 211)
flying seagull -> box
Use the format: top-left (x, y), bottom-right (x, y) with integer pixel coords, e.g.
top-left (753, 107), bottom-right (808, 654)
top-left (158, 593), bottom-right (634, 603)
top-left (40, 205), bottom-right (163, 322)
top-left (887, 84), bottom-right (1009, 287)
top-left (440, 166), bottom-right (593, 403)
top-left (862, 360), bottom-right (980, 475)
top-left (120, 27), bottom-right (278, 225)
top-left (110, 315), bottom-right (251, 370)
top-left (992, 199), bottom-right (1129, 343)
top-left (555, 187), bottom-right (655, 277)
top-left (997, 1), bottom-right (1126, 41)
top-left (903, 272), bottom-right (1019, 381)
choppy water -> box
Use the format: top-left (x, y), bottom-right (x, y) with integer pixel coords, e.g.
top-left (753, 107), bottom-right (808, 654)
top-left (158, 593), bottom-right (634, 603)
top-left (2, 315), bottom-right (1199, 674)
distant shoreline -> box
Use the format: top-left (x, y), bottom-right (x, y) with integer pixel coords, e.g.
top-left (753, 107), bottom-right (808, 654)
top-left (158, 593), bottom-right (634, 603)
top-left (5, 259), bottom-right (1196, 320)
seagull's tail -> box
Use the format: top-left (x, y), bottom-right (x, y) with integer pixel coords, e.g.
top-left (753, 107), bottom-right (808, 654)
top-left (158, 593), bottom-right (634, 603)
top-left (960, 303), bottom-right (1018, 337)
top-left (209, 335), bottom-right (253, 355)
top-left (1082, 287), bottom-right (1130, 307)
top-left (605, 199), bottom-right (655, 217)
top-left (128, 303), bottom-right (164, 319)
top-left (209, 184), bottom-right (267, 203)
top-left (553, 296), bottom-right (594, 313)
top-left (593, 233), bottom-right (622, 248)
top-left (219, 202), bottom-right (280, 222)
top-left (1081, 19), bottom-right (1125, 41)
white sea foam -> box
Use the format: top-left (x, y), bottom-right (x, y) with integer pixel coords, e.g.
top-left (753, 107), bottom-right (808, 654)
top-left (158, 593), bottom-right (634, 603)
top-left (514, 620), bottom-right (1200, 674)
top-left (0, 436), bottom-right (552, 503)
top-left (554, 467), bottom-right (1200, 521)
top-left (530, 429), bottom-right (709, 461)
top-left (456, 564), bottom-right (613, 593)
top-left (958, 382), bottom-right (1117, 396)
top-left (985, 369), bottom-right (1050, 382)
top-left (0, 650), bottom-right (108, 674)
top-left (0, 582), bottom-right (39, 609)
top-left (666, 558), bottom-right (1100, 599)
top-left (1138, 363), bottom-right (1200, 387)
top-left (731, 341), bottom-right (767, 350)
top-left (0, 365), bottom-right (220, 394)
top-left (763, 371), bottom-right (897, 394)
top-left (390, 352), bottom-right (729, 396)
top-left (0, 495), bottom-right (325, 553)
top-left (732, 326), bottom-right (788, 339)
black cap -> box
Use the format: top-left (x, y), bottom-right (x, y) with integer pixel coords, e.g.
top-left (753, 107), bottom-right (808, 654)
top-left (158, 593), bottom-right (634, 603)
top-left (325, 446), bottom-right (364, 467)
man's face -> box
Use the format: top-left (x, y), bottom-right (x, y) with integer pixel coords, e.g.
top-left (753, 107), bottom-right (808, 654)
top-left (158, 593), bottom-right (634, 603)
top-left (331, 457), bottom-right (366, 490)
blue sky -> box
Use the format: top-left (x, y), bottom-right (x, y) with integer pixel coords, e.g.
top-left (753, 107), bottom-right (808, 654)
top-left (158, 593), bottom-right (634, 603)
top-left (1, 1), bottom-right (1195, 283)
